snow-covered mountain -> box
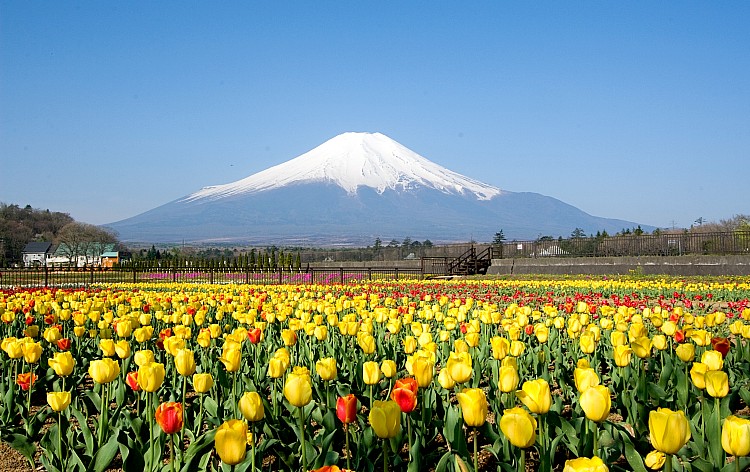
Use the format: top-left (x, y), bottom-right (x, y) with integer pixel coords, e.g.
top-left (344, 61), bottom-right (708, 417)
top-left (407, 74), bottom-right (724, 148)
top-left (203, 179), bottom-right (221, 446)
top-left (106, 132), bottom-right (650, 245)
top-left (182, 132), bottom-right (501, 202)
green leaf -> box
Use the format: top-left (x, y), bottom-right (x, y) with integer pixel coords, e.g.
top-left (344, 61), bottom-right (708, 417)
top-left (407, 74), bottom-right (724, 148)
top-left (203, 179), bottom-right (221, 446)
top-left (435, 450), bottom-right (453, 472)
top-left (91, 432), bottom-right (119, 472)
top-left (5, 433), bottom-right (36, 462)
top-left (621, 431), bottom-right (648, 472)
top-left (72, 406), bottom-right (95, 454)
top-left (721, 457), bottom-right (750, 472)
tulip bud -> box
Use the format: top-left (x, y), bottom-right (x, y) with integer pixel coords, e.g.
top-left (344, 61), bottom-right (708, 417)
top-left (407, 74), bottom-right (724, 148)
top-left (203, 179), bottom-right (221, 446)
top-left (215, 419), bottom-right (248, 465)
top-left (721, 415), bottom-right (750, 457)
top-left (239, 391), bottom-right (264, 422)
top-left (155, 402), bottom-right (183, 435)
top-left (516, 378), bottom-right (551, 415)
top-left (284, 367), bottom-right (313, 407)
top-left (580, 385), bottom-right (612, 423)
top-left (368, 400), bottom-right (401, 439)
top-left (705, 370), bottom-right (729, 398)
top-left (648, 408), bottom-right (691, 454)
top-left (47, 391), bottom-right (71, 412)
top-left (499, 407), bottom-right (537, 448)
top-left (562, 456), bottom-right (609, 472)
top-left (315, 357), bottom-right (337, 381)
top-left (193, 373), bottom-right (214, 393)
top-left (175, 349), bottom-right (197, 376)
top-left (457, 388), bottom-right (488, 427)
top-left (363, 361), bottom-right (381, 385)
top-left (336, 394), bottom-right (358, 424)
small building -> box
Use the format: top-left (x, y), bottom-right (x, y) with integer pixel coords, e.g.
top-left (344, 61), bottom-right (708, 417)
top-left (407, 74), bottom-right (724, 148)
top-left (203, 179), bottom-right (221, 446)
top-left (101, 251), bottom-right (130, 268)
top-left (47, 243), bottom-right (116, 267)
top-left (22, 242), bottom-right (54, 267)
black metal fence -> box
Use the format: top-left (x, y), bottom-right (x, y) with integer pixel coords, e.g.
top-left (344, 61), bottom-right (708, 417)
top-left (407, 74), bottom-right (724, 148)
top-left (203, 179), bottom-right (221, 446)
top-left (500, 230), bottom-right (750, 258)
top-left (0, 265), bottom-right (429, 288)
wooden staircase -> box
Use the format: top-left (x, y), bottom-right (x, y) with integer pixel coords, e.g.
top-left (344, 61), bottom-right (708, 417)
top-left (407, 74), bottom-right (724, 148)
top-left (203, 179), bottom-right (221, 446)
top-left (447, 246), bottom-right (494, 275)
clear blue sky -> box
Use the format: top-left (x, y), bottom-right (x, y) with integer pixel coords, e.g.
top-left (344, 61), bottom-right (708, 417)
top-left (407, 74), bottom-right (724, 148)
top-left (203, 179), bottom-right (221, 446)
top-left (2, 1), bottom-right (748, 230)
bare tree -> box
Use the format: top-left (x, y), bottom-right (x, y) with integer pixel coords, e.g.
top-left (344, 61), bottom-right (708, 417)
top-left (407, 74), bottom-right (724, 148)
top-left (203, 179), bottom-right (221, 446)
top-left (56, 222), bottom-right (118, 266)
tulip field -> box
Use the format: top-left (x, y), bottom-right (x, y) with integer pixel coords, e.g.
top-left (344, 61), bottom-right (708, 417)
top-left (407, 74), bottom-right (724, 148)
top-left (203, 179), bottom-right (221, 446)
top-left (1, 277), bottom-right (750, 472)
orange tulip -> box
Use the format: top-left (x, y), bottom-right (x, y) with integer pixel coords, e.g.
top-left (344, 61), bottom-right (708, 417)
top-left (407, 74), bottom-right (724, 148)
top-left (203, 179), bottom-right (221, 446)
top-left (391, 377), bottom-right (418, 413)
top-left (336, 394), bottom-right (358, 424)
top-left (155, 402), bottom-right (183, 435)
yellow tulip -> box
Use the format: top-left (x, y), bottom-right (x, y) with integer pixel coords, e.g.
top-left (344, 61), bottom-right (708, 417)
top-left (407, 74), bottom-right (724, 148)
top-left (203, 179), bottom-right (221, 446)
top-left (114, 340), bottom-right (130, 359)
top-left (47, 391), bottom-right (72, 412)
top-left (89, 358), bottom-right (120, 384)
top-left (454, 339), bottom-right (469, 353)
top-left (48, 351), bottom-right (75, 377)
top-left (644, 450), bottom-right (665, 470)
top-left (509, 340), bottom-right (525, 357)
top-left (690, 362), bottom-right (708, 390)
top-left (215, 419), bottom-right (247, 465)
top-left (99, 339), bottom-right (116, 357)
top-left (580, 385), bottom-right (611, 423)
top-left (22, 342), bottom-right (43, 363)
top-left (701, 350), bottom-right (723, 371)
top-left (498, 365), bottom-right (520, 393)
top-left (363, 361), bottom-right (381, 385)
top-left (358, 334), bottom-right (376, 354)
top-left (631, 337), bottom-right (652, 359)
top-left (43, 327), bottom-right (62, 344)
top-left (446, 351), bottom-right (472, 384)
top-left (705, 370), bottom-right (729, 398)
top-left (491, 336), bottom-right (509, 360)
top-left (721, 415), bottom-right (750, 457)
top-left (284, 367), bottom-right (312, 407)
top-left (562, 456), bottom-right (609, 472)
top-left (134, 349), bottom-right (155, 367)
top-left (267, 357), bottom-right (287, 378)
top-left (173, 348), bottom-right (196, 376)
top-left (649, 408), bottom-right (691, 454)
top-left (574, 367), bottom-right (600, 393)
top-left (412, 356), bottom-right (434, 388)
top-left (193, 373), bottom-right (214, 393)
top-left (516, 378), bottom-right (551, 414)
top-left (610, 331), bottom-right (627, 347)
top-left (2, 338), bottom-right (23, 359)
top-left (220, 345), bottom-right (242, 373)
top-left (579, 332), bottom-right (596, 354)
top-left (534, 323), bottom-right (549, 343)
top-left (137, 362), bottom-right (165, 392)
top-left (456, 388), bottom-right (488, 427)
top-left (652, 335), bottom-right (667, 351)
top-left (368, 400), bottom-right (401, 439)
top-left (239, 391), bottom-right (264, 422)
top-left (499, 407), bottom-right (537, 448)
top-left (675, 343), bottom-right (695, 363)
top-left (438, 368), bottom-right (456, 390)
top-left (613, 345), bottom-right (632, 367)
top-left (315, 357), bottom-right (337, 381)
top-left (380, 360), bottom-right (397, 379)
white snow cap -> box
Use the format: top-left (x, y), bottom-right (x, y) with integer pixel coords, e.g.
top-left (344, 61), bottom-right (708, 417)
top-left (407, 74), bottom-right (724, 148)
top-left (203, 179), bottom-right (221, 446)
top-left (183, 132), bottom-right (502, 202)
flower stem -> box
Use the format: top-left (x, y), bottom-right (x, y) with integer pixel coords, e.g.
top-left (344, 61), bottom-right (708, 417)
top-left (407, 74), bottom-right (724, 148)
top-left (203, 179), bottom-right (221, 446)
top-left (518, 447), bottom-right (525, 472)
top-left (665, 453), bottom-right (673, 472)
top-left (345, 423), bottom-right (351, 471)
top-left (298, 406), bottom-right (307, 471)
top-left (251, 422), bottom-right (256, 472)
top-left (473, 427), bottom-right (479, 472)
top-left (383, 438), bottom-right (389, 472)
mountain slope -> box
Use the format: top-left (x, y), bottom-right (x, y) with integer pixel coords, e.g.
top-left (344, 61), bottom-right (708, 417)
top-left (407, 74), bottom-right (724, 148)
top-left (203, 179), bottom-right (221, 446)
top-left (106, 132), bottom-right (649, 244)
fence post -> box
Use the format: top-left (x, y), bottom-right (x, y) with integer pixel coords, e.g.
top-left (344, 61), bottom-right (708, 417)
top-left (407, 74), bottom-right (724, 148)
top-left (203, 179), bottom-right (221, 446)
top-left (368, 268), bottom-right (372, 281)
top-left (278, 269), bottom-right (283, 284)
top-left (89, 266), bottom-right (94, 286)
top-left (339, 267), bottom-right (344, 284)
top-left (209, 267), bottom-right (214, 285)
top-left (44, 264), bottom-right (49, 288)
top-left (395, 268), bottom-right (399, 279)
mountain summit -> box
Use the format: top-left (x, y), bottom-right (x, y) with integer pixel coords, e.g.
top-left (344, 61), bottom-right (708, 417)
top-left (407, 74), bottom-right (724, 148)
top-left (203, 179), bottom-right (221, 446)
top-left (107, 132), bottom-right (649, 244)
top-left (183, 132), bottom-right (501, 202)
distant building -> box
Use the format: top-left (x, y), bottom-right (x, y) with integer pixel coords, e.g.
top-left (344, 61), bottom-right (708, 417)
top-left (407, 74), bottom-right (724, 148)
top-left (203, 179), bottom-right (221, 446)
top-left (47, 243), bottom-right (116, 267)
top-left (22, 242), bottom-right (54, 267)
top-left (101, 251), bottom-right (131, 268)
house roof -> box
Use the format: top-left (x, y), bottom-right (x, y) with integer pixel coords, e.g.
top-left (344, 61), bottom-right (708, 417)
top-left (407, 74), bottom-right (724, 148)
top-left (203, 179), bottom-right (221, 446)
top-left (22, 242), bottom-right (53, 254)
top-left (101, 252), bottom-right (119, 257)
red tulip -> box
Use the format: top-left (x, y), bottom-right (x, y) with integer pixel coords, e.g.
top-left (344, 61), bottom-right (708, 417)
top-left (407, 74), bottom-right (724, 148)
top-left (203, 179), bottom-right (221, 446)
top-left (391, 377), bottom-right (418, 413)
top-left (674, 330), bottom-right (685, 343)
top-left (336, 394), bottom-right (357, 424)
top-left (155, 402), bottom-right (183, 434)
top-left (56, 338), bottom-right (71, 350)
top-left (126, 371), bottom-right (141, 391)
top-left (247, 328), bottom-right (262, 344)
top-left (711, 337), bottom-right (730, 358)
top-left (16, 372), bottom-right (37, 391)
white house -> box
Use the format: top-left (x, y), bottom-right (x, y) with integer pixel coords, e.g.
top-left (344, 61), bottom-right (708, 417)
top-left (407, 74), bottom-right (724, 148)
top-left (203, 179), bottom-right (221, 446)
top-left (22, 242), bottom-right (53, 266)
